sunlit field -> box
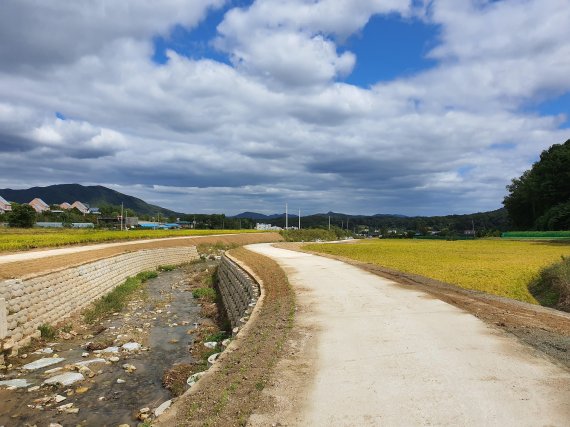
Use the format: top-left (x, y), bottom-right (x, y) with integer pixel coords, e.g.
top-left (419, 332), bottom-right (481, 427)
top-left (0, 228), bottom-right (263, 252)
top-left (304, 239), bottom-right (570, 304)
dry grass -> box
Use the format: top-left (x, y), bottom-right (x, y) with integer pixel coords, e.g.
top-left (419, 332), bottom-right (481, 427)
top-left (304, 239), bottom-right (570, 304)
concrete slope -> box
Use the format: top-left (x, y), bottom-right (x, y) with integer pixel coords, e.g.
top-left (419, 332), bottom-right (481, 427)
top-left (247, 243), bottom-right (570, 427)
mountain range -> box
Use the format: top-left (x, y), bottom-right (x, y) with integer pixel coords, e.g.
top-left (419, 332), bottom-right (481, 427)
top-left (0, 184), bottom-right (181, 217)
top-left (0, 184), bottom-right (508, 232)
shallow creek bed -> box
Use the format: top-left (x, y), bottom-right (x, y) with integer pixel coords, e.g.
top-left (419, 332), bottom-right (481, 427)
top-left (0, 258), bottom-right (229, 427)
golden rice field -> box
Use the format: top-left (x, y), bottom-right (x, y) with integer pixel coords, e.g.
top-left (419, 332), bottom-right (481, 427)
top-left (304, 239), bottom-right (570, 304)
top-left (0, 228), bottom-right (263, 252)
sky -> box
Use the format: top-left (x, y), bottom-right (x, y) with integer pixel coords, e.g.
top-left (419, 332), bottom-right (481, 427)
top-left (0, 0), bottom-right (569, 216)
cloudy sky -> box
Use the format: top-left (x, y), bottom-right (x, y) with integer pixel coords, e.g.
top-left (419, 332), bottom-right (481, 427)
top-left (1, 0), bottom-right (569, 216)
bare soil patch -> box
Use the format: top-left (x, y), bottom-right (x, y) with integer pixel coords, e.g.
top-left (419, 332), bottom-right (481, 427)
top-left (0, 233), bottom-right (281, 280)
top-left (284, 242), bottom-right (570, 368)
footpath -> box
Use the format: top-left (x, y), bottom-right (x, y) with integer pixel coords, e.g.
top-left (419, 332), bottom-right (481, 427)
top-left (246, 243), bottom-right (570, 427)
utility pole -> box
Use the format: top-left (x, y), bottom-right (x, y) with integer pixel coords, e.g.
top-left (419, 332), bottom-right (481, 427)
top-left (285, 203), bottom-right (288, 229)
top-left (120, 203), bottom-right (124, 231)
top-left (298, 209), bottom-right (301, 230)
top-left (347, 216), bottom-right (349, 230)
top-left (328, 216), bottom-right (331, 230)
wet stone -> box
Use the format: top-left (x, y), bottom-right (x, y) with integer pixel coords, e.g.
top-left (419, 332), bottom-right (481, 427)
top-left (22, 358), bottom-right (65, 371)
top-left (44, 372), bottom-right (84, 387)
top-left (0, 379), bottom-right (31, 389)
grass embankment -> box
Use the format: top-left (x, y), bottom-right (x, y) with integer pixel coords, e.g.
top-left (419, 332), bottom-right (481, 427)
top-left (83, 270), bottom-right (158, 323)
top-left (176, 247), bottom-right (295, 427)
top-left (305, 239), bottom-right (570, 305)
top-left (280, 228), bottom-right (352, 242)
top-left (0, 228), bottom-right (264, 252)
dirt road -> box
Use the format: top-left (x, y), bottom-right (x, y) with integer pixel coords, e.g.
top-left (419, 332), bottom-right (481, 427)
top-left (247, 244), bottom-right (570, 427)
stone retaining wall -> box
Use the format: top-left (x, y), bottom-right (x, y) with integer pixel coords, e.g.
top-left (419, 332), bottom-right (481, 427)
top-left (217, 255), bottom-right (259, 331)
top-left (0, 247), bottom-right (199, 353)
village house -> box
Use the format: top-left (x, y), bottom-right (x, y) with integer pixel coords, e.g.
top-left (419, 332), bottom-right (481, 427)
top-left (28, 198), bottom-right (50, 213)
top-left (71, 201), bottom-right (89, 214)
top-left (59, 202), bottom-right (71, 210)
top-left (0, 196), bottom-right (12, 214)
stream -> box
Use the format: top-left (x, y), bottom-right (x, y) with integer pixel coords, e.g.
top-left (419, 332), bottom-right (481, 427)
top-left (0, 261), bottom-right (218, 427)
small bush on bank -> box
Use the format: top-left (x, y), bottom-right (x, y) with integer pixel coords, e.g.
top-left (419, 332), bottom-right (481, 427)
top-left (38, 323), bottom-right (57, 339)
top-left (530, 256), bottom-right (570, 312)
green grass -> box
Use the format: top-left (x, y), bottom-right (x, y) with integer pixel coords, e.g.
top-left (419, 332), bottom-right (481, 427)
top-left (280, 228), bottom-right (348, 242)
top-left (502, 231), bottom-right (570, 239)
top-left (83, 270), bottom-right (158, 323)
top-left (205, 331), bottom-right (229, 342)
top-left (157, 264), bottom-right (177, 272)
top-left (38, 323), bottom-right (57, 339)
top-left (305, 239), bottom-right (570, 304)
top-left (192, 287), bottom-right (217, 302)
top-left (0, 228), bottom-right (265, 252)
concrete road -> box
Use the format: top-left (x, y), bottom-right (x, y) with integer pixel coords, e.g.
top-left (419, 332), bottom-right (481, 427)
top-left (247, 244), bottom-right (570, 427)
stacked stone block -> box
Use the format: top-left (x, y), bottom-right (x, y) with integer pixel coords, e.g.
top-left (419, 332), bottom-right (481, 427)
top-left (0, 246), bottom-right (199, 352)
top-left (217, 255), bottom-right (259, 331)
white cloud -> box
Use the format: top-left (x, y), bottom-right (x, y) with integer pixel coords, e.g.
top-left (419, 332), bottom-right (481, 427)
top-left (0, 0), bottom-right (568, 215)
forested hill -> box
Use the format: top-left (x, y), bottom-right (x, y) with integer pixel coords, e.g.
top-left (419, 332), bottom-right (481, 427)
top-left (0, 184), bottom-right (181, 217)
top-left (235, 208), bottom-right (511, 234)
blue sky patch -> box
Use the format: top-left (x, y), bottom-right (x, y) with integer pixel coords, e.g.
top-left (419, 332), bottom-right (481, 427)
top-left (489, 142), bottom-right (517, 150)
top-left (152, 6), bottom-right (234, 65)
top-left (535, 91), bottom-right (570, 129)
top-left (341, 14), bottom-right (440, 87)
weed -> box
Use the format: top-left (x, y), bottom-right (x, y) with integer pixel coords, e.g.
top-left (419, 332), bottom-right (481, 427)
top-left (38, 323), bottom-right (57, 339)
top-left (192, 287), bottom-right (217, 302)
top-left (61, 323), bottom-right (73, 333)
top-left (83, 270), bottom-right (157, 323)
top-left (157, 264), bottom-right (177, 272)
top-left (205, 331), bottom-right (229, 343)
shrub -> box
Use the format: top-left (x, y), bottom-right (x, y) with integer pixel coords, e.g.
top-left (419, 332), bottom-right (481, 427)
top-left (530, 256), bottom-right (570, 312)
top-left (38, 323), bottom-right (57, 339)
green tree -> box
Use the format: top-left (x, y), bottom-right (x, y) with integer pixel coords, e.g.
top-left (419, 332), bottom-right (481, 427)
top-left (8, 203), bottom-right (36, 228)
top-left (503, 139), bottom-right (570, 230)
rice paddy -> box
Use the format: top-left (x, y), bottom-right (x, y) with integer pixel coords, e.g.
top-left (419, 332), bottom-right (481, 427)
top-left (0, 228), bottom-right (263, 252)
top-left (304, 239), bottom-right (570, 304)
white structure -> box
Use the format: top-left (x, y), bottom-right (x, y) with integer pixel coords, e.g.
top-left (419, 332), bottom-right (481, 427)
top-left (70, 201), bottom-right (89, 214)
top-left (28, 198), bottom-right (49, 213)
top-left (256, 223), bottom-right (282, 231)
top-left (0, 196), bottom-right (11, 214)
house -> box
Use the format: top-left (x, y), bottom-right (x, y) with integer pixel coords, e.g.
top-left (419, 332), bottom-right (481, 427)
top-left (71, 201), bottom-right (89, 214)
top-left (0, 196), bottom-right (12, 214)
top-left (28, 198), bottom-right (50, 213)
top-left (60, 202), bottom-right (71, 210)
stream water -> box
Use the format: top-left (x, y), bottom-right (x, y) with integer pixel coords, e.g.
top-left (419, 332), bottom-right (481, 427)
top-left (0, 262), bottom-right (216, 427)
